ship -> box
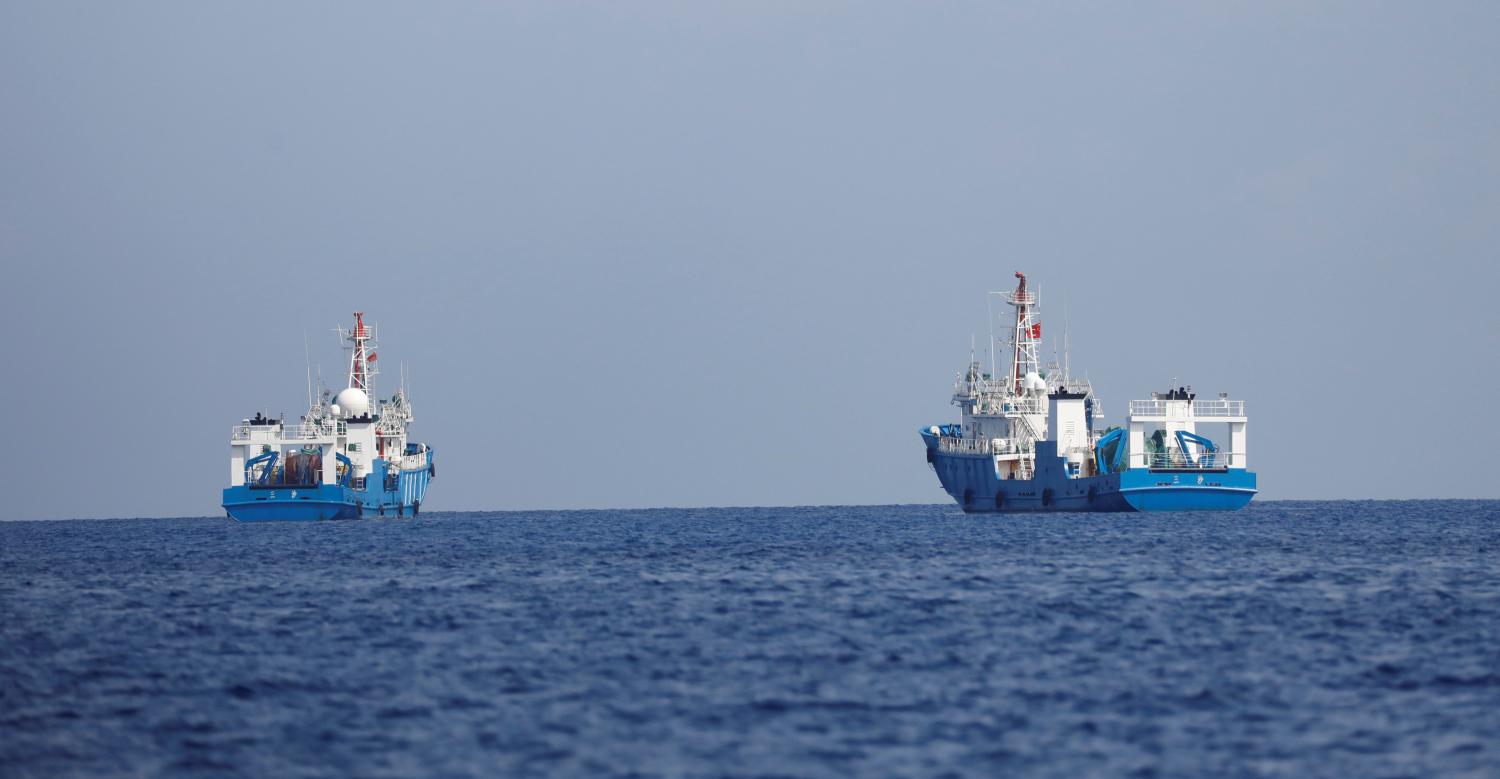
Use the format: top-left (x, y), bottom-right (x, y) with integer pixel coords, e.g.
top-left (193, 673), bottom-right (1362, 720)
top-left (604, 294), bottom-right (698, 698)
top-left (222, 312), bottom-right (436, 521)
top-left (921, 273), bottom-right (1255, 512)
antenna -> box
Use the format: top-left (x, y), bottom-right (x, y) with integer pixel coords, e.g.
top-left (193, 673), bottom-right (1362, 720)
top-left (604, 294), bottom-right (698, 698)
top-left (303, 330), bottom-right (314, 410)
top-left (1050, 320), bottom-right (1059, 377)
top-left (1063, 298), bottom-right (1071, 384)
top-left (986, 291), bottom-right (1004, 380)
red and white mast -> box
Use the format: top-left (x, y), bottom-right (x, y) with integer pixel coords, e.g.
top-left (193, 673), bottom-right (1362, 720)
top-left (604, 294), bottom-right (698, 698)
top-left (339, 312), bottom-right (378, 396)
top-left (1006, 272), bottom-right (1041, 393)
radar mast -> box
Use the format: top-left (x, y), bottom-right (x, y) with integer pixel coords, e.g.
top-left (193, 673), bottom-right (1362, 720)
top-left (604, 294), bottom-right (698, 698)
top-left (337, 312), bottom-right (379, 397)
top-left (1006, 272), bottom-right (1042, 393)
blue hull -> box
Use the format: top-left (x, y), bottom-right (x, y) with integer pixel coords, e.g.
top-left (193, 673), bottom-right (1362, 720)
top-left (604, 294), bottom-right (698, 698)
top-left (223, 456), bottom-right (434, 522)
top-left (922, 429), bottom-right (1255, 513)
top-left (223, 485), bottom-right (366, 522)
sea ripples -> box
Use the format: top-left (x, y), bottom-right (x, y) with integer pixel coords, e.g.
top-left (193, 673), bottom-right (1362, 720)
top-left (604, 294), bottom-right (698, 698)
top-left (2, 501), bottom-right (1498, 777)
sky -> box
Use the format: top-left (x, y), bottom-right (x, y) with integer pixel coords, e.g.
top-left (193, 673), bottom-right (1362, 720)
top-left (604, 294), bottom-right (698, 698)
top-left (1, 2), bottom-right (1497, 520)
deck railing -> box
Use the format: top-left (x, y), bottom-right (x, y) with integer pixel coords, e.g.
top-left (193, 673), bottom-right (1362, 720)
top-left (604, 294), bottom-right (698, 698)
top-left (937, 436), bottom-right (1032, 456)
top-left (1143, 450), bottom-right (1245, 469)
top-left (1191, 399), bottom-right (1245, 417)
top-left (938, 436), bottom-right (991, 455)
top-left (231, 421), bottom-right (344, 441)
top-left (1129, 399), bottom-right (1245, 418)
top-left (964, 395), bottom-right (1049, 416)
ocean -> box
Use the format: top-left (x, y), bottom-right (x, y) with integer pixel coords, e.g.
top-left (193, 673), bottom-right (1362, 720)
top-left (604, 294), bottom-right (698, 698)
top-left (2, 501), bottom-right (1497, 778)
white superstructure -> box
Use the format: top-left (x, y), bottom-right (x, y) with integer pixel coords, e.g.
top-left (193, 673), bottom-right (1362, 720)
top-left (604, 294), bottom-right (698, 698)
top-left (227, 312), bottom-right (426, 490)
top-left (1124, 390), bottom-right (1248, 469)
top-left (946, 272), bottom-right (1101, 480)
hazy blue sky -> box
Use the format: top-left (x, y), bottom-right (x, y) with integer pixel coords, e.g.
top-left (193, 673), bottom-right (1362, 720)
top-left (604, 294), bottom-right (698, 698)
top-left (2, 3), bottom-right (1496, 520)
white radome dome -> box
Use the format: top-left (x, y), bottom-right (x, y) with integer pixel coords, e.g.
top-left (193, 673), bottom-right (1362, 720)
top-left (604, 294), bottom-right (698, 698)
top-left (1023, 372), bottom-right (1047, 393)
top-left (334, 387), bottom-right (370, 417)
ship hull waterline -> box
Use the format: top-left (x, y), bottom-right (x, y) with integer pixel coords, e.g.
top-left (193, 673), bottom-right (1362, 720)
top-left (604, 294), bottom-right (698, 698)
top-left (923, 430), bottom-right (1256, 513)
top-left (222, 465), bottom-right (432, 522)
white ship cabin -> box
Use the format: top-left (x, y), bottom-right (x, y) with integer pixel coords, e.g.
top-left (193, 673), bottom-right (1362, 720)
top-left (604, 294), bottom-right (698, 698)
top-left (227, 387), bottom-right (427, 491)
top-left (934, 271), bottom-right (1117, 480)
top-left (228, 312), bottom-right (431, 492)
top-left (229, 412), bottom-right (347, 489)
top-left (1123, 387), bottom-right (1247, 470)
top-left (942, 361), bottom-right (1101, 480)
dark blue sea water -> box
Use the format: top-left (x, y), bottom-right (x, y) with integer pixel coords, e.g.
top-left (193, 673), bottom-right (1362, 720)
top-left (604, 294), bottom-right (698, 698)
top-left (3, 502), bottom-right (1498, 778)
